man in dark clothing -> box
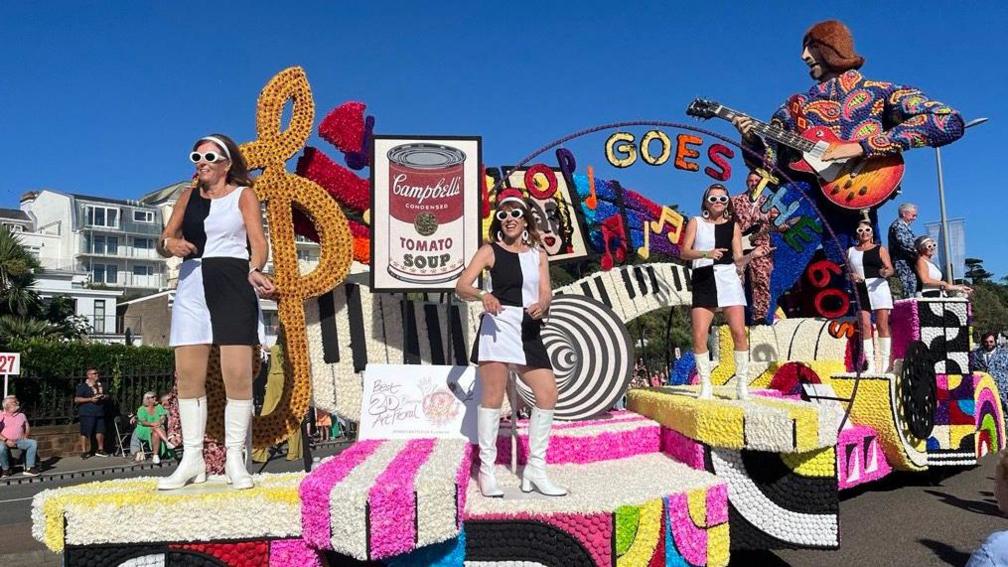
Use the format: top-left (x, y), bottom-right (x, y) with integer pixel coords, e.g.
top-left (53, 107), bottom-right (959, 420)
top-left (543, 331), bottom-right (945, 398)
top-left (74, 367), bottom-right (108, 458)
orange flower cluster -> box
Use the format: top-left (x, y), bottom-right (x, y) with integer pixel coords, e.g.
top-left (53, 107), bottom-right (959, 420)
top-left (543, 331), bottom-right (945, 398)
top-left (229, 66), bottom-right (353, 449)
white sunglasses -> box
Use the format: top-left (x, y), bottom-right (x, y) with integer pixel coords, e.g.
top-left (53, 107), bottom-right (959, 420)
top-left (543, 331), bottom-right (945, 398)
top-left (189, 151), bottom-right (229, 164)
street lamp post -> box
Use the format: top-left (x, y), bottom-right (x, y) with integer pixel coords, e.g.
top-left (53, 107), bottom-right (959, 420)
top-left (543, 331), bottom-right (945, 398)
top-left (935, 117), bottom-right (988, 282)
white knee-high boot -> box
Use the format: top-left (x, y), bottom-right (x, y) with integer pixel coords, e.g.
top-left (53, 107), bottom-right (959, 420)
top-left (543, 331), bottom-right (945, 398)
top-left (734, 350), bottom-right (750, 400)
top-left (521, 408), bottom-right (567, 496)
top-left (477, 406), bottom-right (504, 498)
top-left (862, 339), bottom-right (876, 374)
top-left (878, 337), bottom-right (891, 374)
top-left (157, 396), bottom-right (207, 490)
top-left (696, 353), bottom-right (713, 399)
top-left (224, 398), bottom-right (254, 490)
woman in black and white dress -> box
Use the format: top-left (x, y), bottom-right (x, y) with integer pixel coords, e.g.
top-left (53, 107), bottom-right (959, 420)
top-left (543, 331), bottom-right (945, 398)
top-left (156, 135), bottom-right (275, 491)
top-left (847, 220), bottom-right (895, 373)
top-left (456, 190), bottom-right (566, 498)
top-left (681, 183), bottom-right (751, 400)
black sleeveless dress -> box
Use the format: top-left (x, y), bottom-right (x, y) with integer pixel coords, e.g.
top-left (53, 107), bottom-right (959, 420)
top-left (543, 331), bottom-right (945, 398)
top-left (469, 243), bottom-right (551, 369)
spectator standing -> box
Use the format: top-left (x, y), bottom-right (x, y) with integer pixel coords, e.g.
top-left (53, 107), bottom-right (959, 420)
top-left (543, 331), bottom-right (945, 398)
top-left (0, 396), bottom-right (39, 476)
top-left (74, 367), bottom-right (108, 459)
top-left (887, 203), bottom-right (919, 297)
top-left (972, 332), bottom-right (1002, 373)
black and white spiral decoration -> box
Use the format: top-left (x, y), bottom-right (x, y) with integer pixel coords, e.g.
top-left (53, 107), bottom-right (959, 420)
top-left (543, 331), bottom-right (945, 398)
top-left (515, 295), bottom-right (634, 421)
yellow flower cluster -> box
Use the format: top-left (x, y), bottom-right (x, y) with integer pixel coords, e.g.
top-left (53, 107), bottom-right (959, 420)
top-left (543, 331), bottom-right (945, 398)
top-left (687, 488), bottom-right (729, 566)
top-left (616, 498), bottom-right (663, 567)
top-left (236, 67), bottom-right (353, 449)
top-left (780, 446), bottom-right (837, 477)
top-left (627, 388), bottom-right (832, 453)
top-left (33, 474), bottom-right (303, 552)
top-left (831, 375), bottom-right (928, 471)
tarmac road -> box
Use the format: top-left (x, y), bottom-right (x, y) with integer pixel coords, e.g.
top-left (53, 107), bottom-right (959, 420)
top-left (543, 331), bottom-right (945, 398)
top-left (1, 450), bottom-right (1005, 566)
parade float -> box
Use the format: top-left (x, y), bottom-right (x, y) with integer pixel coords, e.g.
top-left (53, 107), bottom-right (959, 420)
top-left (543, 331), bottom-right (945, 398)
top-left (31, 67), bottom-right (1005, 567)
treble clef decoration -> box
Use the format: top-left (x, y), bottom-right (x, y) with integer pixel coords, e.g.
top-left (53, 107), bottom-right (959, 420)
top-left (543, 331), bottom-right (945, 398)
top-left (238, 66), bottom-right (353, 450)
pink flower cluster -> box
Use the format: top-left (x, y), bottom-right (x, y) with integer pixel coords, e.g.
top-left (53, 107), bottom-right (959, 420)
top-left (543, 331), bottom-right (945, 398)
top-left (368, 439), bottom-right (437, 558)
top-left (495, 412), bottom-right (660, 465)
top-left (299, 439), bottom-right (383, 548)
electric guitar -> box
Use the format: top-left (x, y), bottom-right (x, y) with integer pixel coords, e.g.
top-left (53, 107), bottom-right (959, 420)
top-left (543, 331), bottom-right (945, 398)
top-left (685, 98), bottom-right (905, 211)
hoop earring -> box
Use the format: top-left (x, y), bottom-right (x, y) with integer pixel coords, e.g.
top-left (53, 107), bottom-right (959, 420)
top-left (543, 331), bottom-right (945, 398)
top-left (522, 230), bottom-right (529, 243)
top-left (702, 209), bottom-right (710, 219)
top-left (496, 231), bottom-right (504, 243)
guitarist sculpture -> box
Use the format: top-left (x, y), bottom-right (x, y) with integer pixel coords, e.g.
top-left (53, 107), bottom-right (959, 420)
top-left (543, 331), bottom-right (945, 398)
top-left (711, 20), bottom-right (964, 215)
top-left (687, 98), bottom-right (905, 211)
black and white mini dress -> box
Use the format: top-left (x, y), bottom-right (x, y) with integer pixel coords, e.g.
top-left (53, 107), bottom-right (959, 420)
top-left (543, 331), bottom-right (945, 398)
top-left (690, 217), bottom-right (746, 308)
top-left (169, 187), bottom-right (265, 347)
top-left (847, 245), bottom-right (893, 310)
top-left (470, 243), bottom-right (551, 369)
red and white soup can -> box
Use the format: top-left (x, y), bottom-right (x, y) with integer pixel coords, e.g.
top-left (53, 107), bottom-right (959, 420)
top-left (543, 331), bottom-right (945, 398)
top-left (387, 143), bottom-right (466, 285)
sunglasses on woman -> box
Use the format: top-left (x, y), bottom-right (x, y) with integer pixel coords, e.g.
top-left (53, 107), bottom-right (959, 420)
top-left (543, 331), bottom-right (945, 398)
top-left (496, 209), bottom-right (524, 221)
top-left (856, 227), bottom-right (873, 234)
top-left (706, 195), bottom-right (730, 204)
top-left (189, 151), bottom-right (229, 164)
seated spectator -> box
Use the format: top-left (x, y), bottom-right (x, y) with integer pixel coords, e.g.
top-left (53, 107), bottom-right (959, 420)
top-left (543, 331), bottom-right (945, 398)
top-left (134, 391), bottom-right (173, 464)
top-left (0, 395), bottom-right (39, 476)
top-left (316, 408), bottom-right (332, 441)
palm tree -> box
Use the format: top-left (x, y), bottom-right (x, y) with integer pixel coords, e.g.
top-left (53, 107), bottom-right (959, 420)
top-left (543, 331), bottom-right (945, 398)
top-left (0, 229), bottom-right (41, 317)
top-left (0, 315), bottom-right (60, 345)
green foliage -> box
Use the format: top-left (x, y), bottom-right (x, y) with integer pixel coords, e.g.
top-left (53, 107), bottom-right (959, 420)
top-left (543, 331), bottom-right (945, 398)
top-left (0, 229), bottom-right (42, 317)
top-left (11, 340), bottom-right (173, 383)
top-left (8, 340), bottom-right (175, 424)
top-left (972, 282), bottom-right (1008, 338)
top-left (627, 307), bottom-right (692, 371)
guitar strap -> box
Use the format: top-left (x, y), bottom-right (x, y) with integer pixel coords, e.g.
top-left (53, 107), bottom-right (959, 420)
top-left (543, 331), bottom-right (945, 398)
top-left (787, 95), bottom-right (809, 132)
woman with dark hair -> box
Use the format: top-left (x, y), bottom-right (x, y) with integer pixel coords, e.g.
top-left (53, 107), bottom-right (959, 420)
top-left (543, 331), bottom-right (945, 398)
top-left (914, 235), bottom-right (971, 298)
top-left (156, 134), bottom-right (275, 490)
top-left (846, 220), bottom-right (895, 372)
top-left (455, 188), bottom-right (566, 498)
top-left (680, 183), bottom-right (750, 400)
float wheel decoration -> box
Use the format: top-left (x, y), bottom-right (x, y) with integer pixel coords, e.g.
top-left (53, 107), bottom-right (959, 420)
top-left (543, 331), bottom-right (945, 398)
top-left (900, 341), bottom-right (937, 440)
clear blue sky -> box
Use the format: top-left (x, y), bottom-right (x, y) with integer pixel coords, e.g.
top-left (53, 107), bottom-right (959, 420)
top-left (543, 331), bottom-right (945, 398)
top-left (2, 2), bottom-right (1005, 276)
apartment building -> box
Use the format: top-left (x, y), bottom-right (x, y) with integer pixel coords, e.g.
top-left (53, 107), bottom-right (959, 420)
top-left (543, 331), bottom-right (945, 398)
top-left (0, 198), bottom-right (127, 343)
top-left (19, 190), bottom-right (167, 292)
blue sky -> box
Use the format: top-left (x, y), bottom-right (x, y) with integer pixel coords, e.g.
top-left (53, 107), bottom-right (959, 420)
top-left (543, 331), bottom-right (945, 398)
top-left (2, 2), bottom-right (1005, 276)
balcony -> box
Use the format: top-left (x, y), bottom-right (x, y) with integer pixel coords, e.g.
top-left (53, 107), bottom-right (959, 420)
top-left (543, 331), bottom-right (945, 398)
top-left (81, 218), bottom-right (162, 236)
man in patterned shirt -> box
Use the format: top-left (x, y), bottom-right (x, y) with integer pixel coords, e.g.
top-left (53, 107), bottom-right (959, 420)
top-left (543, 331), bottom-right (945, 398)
top-left (732, 20), bottom-right (964, 267)
top-left (887, 202), bottom-right (919, 297)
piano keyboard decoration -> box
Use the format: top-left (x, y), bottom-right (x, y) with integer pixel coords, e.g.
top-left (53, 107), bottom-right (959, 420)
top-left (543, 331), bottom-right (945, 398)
top-left (305, 282), bottom-right (480, 422)
top-left (555, 262), bottom-right (692, 323)
top-left (515, 295), bottom-right (635, 421)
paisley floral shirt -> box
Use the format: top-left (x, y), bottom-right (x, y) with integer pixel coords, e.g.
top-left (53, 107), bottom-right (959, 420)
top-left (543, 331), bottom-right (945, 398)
top-left (746, 70), bottom-right (964, 170)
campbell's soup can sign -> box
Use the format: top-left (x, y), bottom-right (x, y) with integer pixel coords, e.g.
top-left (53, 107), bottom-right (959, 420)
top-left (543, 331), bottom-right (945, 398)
top-left (386, 143), bottom-right (466, 284)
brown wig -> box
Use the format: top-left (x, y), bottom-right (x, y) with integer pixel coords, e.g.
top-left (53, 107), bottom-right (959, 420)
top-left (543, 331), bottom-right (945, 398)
top-left (699, 183), bottom-right (736, 220)
top-left (193, 134), bottom-right (255, 188)
top-left (489, 199), bottom-right (542, 248)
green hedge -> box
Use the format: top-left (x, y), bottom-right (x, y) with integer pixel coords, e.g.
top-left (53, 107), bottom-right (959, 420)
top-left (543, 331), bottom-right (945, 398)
top-left (9, 341), bottom-right (175, 425)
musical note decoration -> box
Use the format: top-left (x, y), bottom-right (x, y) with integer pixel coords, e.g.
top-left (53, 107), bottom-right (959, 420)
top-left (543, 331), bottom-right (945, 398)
top-left (235, 67), bottom-right (354, 450)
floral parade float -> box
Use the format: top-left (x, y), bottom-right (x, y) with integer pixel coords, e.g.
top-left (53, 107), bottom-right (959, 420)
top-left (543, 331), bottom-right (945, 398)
top-left (32, 68), bottom-right (1005, 566)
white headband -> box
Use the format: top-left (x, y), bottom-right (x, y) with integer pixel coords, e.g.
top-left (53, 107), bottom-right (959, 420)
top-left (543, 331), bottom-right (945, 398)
top-left (199, 136), bottom-right (232, 161)
top-left (497, 196), bottom-right (525, 207)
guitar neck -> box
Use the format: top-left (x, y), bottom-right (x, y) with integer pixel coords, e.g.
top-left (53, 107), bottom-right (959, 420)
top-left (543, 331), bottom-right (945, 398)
top-left (714, 105), bottom-right (817, 153)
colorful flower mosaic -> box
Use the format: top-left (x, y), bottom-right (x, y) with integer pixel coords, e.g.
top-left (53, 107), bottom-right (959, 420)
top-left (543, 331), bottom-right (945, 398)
top-left (299, 438), bottom-right (471, 560)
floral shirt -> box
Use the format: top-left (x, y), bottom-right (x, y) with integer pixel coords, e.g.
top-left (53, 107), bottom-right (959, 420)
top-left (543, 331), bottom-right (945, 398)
top-left (745, 70), bottom-right (964, 170)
